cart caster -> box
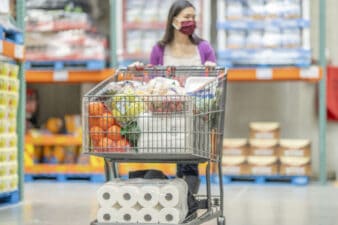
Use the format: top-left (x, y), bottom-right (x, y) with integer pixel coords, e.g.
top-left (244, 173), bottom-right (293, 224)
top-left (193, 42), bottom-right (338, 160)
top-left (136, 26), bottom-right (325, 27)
top-left (217, 216), bottom-right (225, 225)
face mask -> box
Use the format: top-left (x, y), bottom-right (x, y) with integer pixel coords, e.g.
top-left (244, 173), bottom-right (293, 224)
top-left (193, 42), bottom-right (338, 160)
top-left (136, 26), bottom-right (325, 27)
top-left (173, 20), bottom-right (196, 36)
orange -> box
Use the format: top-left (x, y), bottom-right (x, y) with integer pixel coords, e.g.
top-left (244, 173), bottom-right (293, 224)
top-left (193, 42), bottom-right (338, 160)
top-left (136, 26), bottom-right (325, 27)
top-left (107, 125), bottom-right (121, 141)
top-left (116, 138), bottom-right (130, 152)
top-left (89, 117), bottom-right (100, 128)
top-left (97, 137), bottom-right (115, 152)
top-left (90, 126), bottom-right (105, 142)
top-left (98, 112), bottom-right (115, 131)
top-left (88, 102), bottom-right (105, 116)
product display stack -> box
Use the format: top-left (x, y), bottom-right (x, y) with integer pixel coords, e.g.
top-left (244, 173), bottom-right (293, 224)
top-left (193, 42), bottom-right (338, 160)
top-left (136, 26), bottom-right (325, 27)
top-left (0, 63), bottom-right (19, 195)
top-left (216, 0), bottom-right (311, 67)
top-left (25, 0), bottom-right (107, 70)
top-left (248, 122), bottom-right (280, 176)
top-left (222, 122), bottom-right (312, 184)
top-left (0, 0), bottom-right (23, 203)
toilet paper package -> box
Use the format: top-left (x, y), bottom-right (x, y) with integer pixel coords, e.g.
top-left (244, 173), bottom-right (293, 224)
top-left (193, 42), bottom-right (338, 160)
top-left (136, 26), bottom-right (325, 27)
top-left (96, 181), bottom-right (121, 207)
top-left (117, 207), bottom-right (140, 223)
top-left (97, 207), bottom-right (118, 223)
top-left (137, 206), bottom-right (161, 223)
top-left (117, 185), bottom-right (140, 207)
top-left (159, 207), bottom-right (186, 224)
top-left (96, 178), bottom-right (189, 224)
top-left (138, 185), bottom-right (160, 208)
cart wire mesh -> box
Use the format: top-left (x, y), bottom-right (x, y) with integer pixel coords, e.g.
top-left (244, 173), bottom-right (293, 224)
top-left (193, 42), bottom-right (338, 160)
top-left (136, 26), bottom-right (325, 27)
top-left (82, 66), bottom-right (227, 163)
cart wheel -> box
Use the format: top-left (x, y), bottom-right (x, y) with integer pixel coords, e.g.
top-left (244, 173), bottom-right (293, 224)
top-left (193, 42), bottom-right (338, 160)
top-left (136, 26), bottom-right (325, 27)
top-left (217, 216), bottom-right (225, 225)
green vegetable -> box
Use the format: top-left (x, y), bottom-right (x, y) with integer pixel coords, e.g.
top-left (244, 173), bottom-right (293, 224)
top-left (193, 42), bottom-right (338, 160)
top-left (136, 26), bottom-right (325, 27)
top-left (121, 121), bottom-right (141, 148)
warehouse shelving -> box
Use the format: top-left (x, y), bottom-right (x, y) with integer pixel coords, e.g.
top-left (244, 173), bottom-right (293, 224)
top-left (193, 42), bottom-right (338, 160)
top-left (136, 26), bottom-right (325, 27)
top-left (0, 40), bottom-right (24, 61)
top-left (25, 69), bottom-right (115, 83)
top-left (0, 0), bottom-right (25, 205)
top-left (216, 0), bottom-right (326, 183)
top-left (25, 134), bottom-right (82, 146)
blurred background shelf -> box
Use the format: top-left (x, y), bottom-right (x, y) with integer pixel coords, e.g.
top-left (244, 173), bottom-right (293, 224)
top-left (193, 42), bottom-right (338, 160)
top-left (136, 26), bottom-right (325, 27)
top-left (1, 40), bottom-right (24, 61)
top-left (25, 135), bottom-right (82, 146)
top-left (25, 69), bottom-right (115, 83)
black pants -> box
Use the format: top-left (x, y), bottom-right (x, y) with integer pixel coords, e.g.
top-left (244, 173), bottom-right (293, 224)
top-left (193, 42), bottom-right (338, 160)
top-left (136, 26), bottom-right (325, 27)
top-left (176, 163), bottom-right (198, 177)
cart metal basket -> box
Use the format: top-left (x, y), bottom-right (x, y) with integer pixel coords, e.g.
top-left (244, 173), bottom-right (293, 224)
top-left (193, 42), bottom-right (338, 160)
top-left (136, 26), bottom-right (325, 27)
top-left (82, 66), bottom-right (227, 225)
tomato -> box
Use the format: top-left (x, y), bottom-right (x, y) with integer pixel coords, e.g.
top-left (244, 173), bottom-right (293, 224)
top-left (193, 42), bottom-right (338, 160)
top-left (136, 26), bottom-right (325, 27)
top-left (90, 126), bottom-right (105, 142)
top-left (98, 112), bottom-right (115, 131)
top-left (88, 102), bottom-right (105, 116)
top-left (106, 125), bottom-right (121, 141)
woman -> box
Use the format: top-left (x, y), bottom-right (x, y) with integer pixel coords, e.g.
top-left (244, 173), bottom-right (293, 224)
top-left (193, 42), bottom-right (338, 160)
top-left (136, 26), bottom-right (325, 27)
top-left (150, 0), bottom-right (216, 67)
top-left (150, 0), bottom-right (217, 194)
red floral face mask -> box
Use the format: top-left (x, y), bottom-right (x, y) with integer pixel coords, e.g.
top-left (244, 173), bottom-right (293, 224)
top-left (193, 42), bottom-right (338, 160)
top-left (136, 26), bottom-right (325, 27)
top-left (173, 20), bottom-right (196, 36)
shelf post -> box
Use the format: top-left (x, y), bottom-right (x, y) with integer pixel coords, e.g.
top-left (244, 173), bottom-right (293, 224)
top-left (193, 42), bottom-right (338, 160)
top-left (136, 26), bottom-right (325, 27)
top-left (109, 0), bottom-right (117, 67)
top-left (16, 0), bottom-right (26, 200)
top-left (319, 0), bottom-right (327, 184)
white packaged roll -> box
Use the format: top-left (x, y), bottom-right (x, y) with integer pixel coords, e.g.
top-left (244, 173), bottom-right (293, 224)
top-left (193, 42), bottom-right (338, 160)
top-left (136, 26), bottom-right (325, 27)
top-left (159, 207), bottom-right (185, 224)
top-left (137, 207), bottom-right (161, 223)
top-left (97, 183), bottom-right (119, 207)
top-left (159, 179), bottom-right (187, 208)
top-left (117, 185), bottom-right (140, 207)
top-left (97, 207), bottom-right (117, 223)
top-left (138, 186), bottom-right (160, 208)
top-left (117, 207), bottom-right (139, 223)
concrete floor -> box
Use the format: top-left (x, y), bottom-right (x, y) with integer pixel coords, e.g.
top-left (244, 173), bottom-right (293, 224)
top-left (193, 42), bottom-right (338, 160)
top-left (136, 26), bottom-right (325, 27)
top-left (0, 183), bottom-right (338, 225)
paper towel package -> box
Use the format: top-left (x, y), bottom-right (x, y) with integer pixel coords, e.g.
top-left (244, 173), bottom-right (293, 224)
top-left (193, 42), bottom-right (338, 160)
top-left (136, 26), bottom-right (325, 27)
top-left (137, 113), bottom-right (193, 154)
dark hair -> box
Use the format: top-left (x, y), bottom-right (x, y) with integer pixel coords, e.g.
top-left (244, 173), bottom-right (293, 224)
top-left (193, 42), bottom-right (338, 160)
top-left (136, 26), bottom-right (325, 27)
top-left (158, 0), bottom-right (203, 47)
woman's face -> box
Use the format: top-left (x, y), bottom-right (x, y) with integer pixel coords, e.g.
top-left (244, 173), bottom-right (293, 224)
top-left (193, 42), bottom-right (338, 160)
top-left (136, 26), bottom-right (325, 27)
top-left (173, 7), bottom-right (196, 29)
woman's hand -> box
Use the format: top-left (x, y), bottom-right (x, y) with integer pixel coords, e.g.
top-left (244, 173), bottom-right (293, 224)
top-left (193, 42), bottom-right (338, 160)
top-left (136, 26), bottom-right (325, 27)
top-left (204, 61), bottom-right (217, 67)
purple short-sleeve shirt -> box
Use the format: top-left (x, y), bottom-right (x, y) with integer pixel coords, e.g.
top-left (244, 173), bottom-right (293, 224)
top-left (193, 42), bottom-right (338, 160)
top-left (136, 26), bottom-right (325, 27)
top-left (150, 41), bottom-right (216, 66)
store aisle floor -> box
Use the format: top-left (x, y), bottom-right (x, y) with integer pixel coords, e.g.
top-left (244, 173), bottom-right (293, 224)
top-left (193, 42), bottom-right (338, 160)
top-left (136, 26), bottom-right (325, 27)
top-left (0, 183), bottom-right (338, 225)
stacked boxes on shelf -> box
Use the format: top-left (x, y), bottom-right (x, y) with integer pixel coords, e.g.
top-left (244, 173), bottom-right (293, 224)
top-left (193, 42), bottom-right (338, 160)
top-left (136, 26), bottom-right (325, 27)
top-left (25, 0), bottom-right (107, 69)
top-left (0, 62), bottom-right (19, 193)
top-left (248, 122), bottom-right (280, 175)
top-left (217, 0), bottom-right (311, 67)
top-left (279, 139), bottom-right (311, 176)
top-left (222, 139), bottom-right (248, 175)
top-left (222, 122), bottom-right (311, 177)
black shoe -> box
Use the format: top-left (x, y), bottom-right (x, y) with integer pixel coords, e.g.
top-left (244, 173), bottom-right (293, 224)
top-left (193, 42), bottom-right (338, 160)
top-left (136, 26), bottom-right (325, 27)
top-left (183, 175), bottom-right (200, 194)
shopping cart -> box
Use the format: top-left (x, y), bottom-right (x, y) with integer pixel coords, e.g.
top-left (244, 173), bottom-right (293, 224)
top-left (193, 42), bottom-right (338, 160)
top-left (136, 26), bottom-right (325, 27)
top-left (82, 66), bottom-right (227, 225)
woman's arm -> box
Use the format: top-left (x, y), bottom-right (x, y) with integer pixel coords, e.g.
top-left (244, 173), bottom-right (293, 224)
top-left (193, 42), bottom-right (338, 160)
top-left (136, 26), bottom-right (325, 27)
top-left (150, 45), bottom-right (161, 65)
top-left (205, 42), bottom-right (216, 63)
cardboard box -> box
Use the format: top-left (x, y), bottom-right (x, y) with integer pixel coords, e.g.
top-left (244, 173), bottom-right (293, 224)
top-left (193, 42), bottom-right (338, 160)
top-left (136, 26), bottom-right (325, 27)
top-left (249, 139), bottom-right (278, 156)
top-left (222, 164), bottom-right (249, 175)
top-left (280, 156), bottom-right (311, 167)
top-left (247, 156), bottom-right (278, 166)
top-left (279, 139), bottom-right (311, 157)
top-left (222, 155), bottom-right (246, 166)
top-left (279, 164), bottom-right (311, 176)
top-left (248, 164), bottom-right (278, 175)
top-left (249, 122), bottom-right (280, 139)
top-left (223, 138), bottom-right (248, 156)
